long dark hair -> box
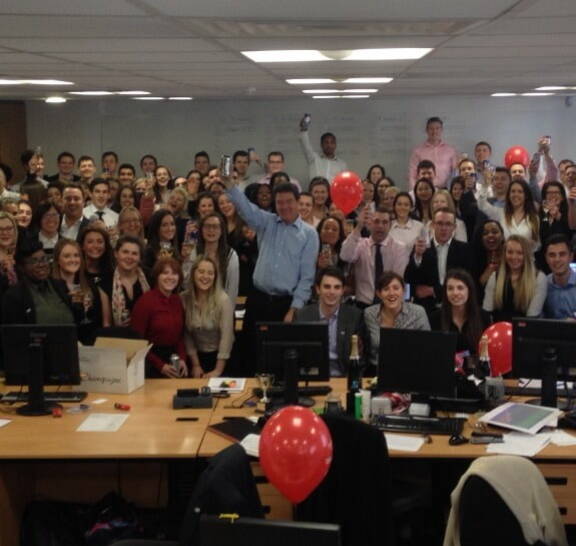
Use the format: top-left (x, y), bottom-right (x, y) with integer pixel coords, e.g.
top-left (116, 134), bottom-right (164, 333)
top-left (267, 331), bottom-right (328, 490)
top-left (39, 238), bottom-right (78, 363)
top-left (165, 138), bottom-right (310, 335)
top-left (541, 180), bottom-right (568, 219)
top-left (146, 209), bottom-right (180, 260)
top-left (472, 219), bottom-right (505, 276)
top-left (197, 212), bottom-right (230, 285)
top-left (412, 178), bottom-right (435, 221)
top-left (316, 215), bottom-right (345, 255)
top-left (504, 180), bottom-right (539, 241)
top-left (78, 224), bottom-right (114, 277)
top-left (441, 269), bottom-right (484, 353)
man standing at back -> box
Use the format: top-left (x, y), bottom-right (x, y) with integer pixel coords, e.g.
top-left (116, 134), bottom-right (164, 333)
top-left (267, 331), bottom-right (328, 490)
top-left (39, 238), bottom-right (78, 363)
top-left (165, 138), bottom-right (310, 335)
top-left (409, 117), bottom-right (458, 189)
top-left (299, 114), bottom-right (348, 183)
top-left (223, 173), bottom-right (319, 373)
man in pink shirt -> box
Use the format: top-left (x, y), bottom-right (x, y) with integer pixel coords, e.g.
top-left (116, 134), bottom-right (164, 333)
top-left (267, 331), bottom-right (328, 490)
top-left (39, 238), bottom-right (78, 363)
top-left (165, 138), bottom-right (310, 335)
top-left (409, 117), bottom-right (458, 189)
top-left (340, 207), bottom-right (410, 307)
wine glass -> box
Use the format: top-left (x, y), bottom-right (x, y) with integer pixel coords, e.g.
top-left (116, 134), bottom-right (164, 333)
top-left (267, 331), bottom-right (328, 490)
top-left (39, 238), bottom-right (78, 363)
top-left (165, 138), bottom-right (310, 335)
top-left (256, 373), bottom-right (274, 404)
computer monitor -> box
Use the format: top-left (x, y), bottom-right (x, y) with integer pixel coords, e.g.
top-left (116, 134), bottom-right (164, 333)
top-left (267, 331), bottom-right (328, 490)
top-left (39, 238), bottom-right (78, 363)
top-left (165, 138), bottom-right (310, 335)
top-left (1, 324), bottom-right (80, 416)
top-left (378, 328), bottom-right (458, 399)
top-left (256, 322), bottom-right (330, 382)
top-left (198, 515), bottom-right (341, 546)
top-left (513, 318), bottom-right (576, 408)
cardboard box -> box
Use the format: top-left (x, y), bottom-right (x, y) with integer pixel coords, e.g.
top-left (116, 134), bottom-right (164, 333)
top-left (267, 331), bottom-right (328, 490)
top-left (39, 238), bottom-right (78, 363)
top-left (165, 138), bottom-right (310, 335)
top-left (79, 337), bottom-right (151, 394)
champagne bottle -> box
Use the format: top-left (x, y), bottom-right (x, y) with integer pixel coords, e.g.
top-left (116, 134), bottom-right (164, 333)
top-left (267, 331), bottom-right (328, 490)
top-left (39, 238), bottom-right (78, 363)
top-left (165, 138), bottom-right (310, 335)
top-left (476, 334), bottom-right (491, 380)
top-left (346, 335), bottom-right (361, 416)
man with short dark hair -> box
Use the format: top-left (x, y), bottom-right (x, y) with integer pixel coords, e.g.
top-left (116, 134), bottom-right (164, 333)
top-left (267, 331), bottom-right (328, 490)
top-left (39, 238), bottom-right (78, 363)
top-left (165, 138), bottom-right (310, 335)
top-left (544, 234), bottom-right (576, 319)
top-left (83, 178), bottom-right (118, 227)
top-left (60, 184), bottom-right (89, 240)
top-left (257, 152), bottom-right (302, 190)
top-left (416, 159), bottom-right (436, 186)
top-left (102, 151), bottom-right (119, 177)
top-left (232, 150), bottom-right (251, 191)
top-left (78, 155), bottom-right (97, 187)
top-left (404, 208), bottom-right (474, 313)
top-left (341, 207), bottom-right (410, 308)
top-left (409, 117), bottom-right (458, 189)
top-left (299, 115), bottom-right (347, 182)
top-left (295, 267), bottom-right (363, 377)
top-left (194, 151), bottom-right (211, 177)
top-left (118, 163), bottom-right (136, 186)
top-left (47, 151), bottom-right (80, 184)
top-left (559, 159), bottom-right (574, 188)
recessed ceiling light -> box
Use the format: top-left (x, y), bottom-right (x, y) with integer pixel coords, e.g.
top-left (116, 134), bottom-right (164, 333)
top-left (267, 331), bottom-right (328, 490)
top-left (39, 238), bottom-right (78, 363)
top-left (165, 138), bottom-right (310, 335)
top-left (45, 96), bottom-right (67, 104)
top-left (242, 50), bottom-right (330, 63)
top-left (244, 48), bottom-right (432, 63)
top-left (115, 90), bottom-right (150, 96)
top-left (491, 93), bottom-right (517, 97)
top-left (535, 86), bottom-right (567, 91)
top-left (340, 48), bottom-right (432, 61)
top-left (521, 92), bottom-right (555, 97)
top-left (343, 95), bottom-right (370, 99)
top-left (340, 89), bottom-right (378, 93)
top-left (168, 97), bottom-right (193, 101)
top-left (132, 96), bottom-right (165, 101)
top-left (343, 77), bottom-right (393, 84)
top-left (312, 96), bottom-right (342, 99)
top-left (0, 79), bottom-right (74, 86)
top-left (68, 91), bottom-right (113, 96)
top-left (286, 78), bottom-right (336, 84)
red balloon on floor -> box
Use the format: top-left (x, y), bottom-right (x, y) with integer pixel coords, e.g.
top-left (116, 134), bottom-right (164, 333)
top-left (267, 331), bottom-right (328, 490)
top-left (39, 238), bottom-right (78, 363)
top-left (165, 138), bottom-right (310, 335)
top-left (259, 406), bottom-right (333, 504)
top-left (331, 171), bottom-right (363, 215)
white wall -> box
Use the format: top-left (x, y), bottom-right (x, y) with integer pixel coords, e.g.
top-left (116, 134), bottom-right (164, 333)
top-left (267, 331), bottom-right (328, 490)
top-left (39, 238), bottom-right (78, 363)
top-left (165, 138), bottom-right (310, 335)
top-left (25, 95), bottom-right (576, 189)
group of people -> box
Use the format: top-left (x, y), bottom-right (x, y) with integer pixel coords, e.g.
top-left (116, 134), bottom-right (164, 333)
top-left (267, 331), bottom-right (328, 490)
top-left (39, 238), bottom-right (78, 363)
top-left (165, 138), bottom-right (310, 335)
top-left (0, 114), bottom-right (574, 379)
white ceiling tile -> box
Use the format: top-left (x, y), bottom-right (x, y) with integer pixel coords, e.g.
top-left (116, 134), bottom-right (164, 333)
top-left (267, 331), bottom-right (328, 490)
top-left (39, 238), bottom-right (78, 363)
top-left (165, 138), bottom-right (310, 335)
top-left (0, 0), bottom-right (146, 16)
top-left (514, 0), bottom-right (576, 17)
top-left (433, 46), bottom-right (576, 58)
top-left (54, 52), bottom-right (240, 64)
top-left (446, 34), bottom-right (576, 47)
top-left (0, 16), bottom-right (189, 38)
top-left (471, 16), bottom-right (576, 35)
top-left (147, 0), bottom-right (515, 19)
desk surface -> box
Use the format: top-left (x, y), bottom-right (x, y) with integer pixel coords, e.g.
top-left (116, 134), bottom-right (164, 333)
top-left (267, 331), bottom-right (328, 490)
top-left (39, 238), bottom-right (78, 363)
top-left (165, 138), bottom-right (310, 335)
top-left (2, 378), bottom-right (576, 461)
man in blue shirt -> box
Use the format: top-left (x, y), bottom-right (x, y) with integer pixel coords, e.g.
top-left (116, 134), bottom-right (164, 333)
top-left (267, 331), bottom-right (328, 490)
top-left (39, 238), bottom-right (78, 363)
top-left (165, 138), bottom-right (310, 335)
top-left (223, 176), bottom-right (319, 374)
top-left (543, 234), bottom-right (576, 319)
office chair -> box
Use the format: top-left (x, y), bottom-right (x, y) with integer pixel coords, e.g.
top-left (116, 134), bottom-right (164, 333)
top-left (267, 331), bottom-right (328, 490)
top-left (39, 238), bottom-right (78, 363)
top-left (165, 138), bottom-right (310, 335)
top-left (447, 456), bottom-right (567, 546)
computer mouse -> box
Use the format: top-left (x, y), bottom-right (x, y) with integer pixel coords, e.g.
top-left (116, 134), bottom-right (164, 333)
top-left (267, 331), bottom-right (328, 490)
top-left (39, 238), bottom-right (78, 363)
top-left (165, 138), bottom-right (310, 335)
top-left (449, 434), bottom-right (469, 446)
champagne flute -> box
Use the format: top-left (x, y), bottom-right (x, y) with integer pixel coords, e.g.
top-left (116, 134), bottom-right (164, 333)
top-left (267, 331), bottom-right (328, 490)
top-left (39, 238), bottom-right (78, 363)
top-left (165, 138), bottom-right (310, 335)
top-left (256, 373), bottom-right (274, 404)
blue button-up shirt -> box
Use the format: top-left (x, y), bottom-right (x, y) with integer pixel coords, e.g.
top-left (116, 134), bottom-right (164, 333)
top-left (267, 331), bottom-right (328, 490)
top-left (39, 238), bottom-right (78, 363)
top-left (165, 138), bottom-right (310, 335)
top-left (544, 270), bottom-right (576, 319)
top-left (228, 186), bottom-right (319, 309)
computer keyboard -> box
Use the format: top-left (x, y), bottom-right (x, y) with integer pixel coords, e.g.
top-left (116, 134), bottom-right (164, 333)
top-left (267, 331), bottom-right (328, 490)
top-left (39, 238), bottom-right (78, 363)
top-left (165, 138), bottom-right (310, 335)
top-left (1, 391), bottom-right (88, 403)
top-left (505, 386), bottom-right (571, 397)
top-left (253, 385), bottom-right (332, 398)
top-left (371, 414), bottom-right (465, 436)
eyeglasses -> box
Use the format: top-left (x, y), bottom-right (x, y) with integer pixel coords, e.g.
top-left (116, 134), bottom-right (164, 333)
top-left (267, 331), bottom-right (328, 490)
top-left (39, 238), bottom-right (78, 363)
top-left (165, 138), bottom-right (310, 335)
top-left (435, 221), bottom-right (455, 228)
top-left (0, 226), bottom-right (14, 233)
top-left (25, 256), bottom-right (50, 266)
top-left (43, 212), bottom-right (59, 219)
top-left (203, 223), bottom-right (221, 230)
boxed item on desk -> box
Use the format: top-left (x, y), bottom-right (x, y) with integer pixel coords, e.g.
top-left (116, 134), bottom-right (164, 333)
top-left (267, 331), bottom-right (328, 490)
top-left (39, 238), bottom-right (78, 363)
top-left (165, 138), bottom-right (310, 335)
top-left (78, 338), bottom-right (151, 394)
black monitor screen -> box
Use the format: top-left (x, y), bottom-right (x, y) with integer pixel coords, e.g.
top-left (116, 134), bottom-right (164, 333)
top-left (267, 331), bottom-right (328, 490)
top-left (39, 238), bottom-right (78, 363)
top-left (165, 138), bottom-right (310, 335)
top-left (256, 322), bottom-right (330, 382)
top-left (513, 318), bottom-right (576, 380)
top-left (378, 328), bottom-right (457, 397)
top-left (2, 324), bottom-right (80, 386)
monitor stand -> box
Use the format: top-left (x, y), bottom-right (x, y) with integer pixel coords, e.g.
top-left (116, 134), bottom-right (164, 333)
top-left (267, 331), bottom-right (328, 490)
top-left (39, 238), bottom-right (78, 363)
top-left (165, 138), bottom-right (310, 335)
top-left (18, 333), bottom-right (60, 417)
top-left (526, 347), bottom-right (571, 411)
top-left (267, 349), bottom-right (314, 410)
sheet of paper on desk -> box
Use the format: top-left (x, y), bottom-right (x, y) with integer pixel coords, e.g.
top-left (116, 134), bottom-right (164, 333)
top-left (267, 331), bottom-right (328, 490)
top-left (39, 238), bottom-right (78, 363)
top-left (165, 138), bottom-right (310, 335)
top-left (385, 433), bottom-right (425, 453)
top-left (76, 413), bottom-right (129, 432)
top-left (240, 433), bottom-right (260, 457)
top-left (550, 430), bottom-right (576, 446)
top-left (486, 431), bottom-right (550, 457)
top-left (207, 377), bottom-right (246, 393)
top-left (0, 419), bottom-right (10, 428)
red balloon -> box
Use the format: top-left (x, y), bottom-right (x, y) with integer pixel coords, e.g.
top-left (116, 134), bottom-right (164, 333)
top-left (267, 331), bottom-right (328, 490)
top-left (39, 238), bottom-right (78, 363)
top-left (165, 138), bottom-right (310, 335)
top-left (330, 171), bottom-right (363, 215)
top-left (504, 146), bottom-right (530, 169)
top-left (259, 406), bottom-right (333, 504)
top-left (482, 322), bottom-right (513, 376)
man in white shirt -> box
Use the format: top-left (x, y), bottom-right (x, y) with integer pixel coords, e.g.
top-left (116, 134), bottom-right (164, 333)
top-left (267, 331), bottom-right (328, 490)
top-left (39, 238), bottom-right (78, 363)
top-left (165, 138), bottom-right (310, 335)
top-left (83, 179), bottom-right (119, 228)
top-left (78, 155), bottom-right (97, 188)
top-left (60, 184), bottom-right (89, 240)
top-left (233, 150), bottom-right (251, 191)
top-left (299, 115), bottom-right (348, 184)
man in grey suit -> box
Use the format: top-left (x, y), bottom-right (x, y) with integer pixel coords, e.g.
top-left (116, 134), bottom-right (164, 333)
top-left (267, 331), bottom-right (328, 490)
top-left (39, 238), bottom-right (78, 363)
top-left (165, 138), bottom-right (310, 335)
top-left (295, 266), bottom-right (363, 377)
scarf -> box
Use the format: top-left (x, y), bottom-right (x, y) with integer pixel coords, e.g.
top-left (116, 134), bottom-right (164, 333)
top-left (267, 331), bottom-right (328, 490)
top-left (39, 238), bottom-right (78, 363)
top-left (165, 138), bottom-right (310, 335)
top-left (112, 267), bottom-right (150, 326)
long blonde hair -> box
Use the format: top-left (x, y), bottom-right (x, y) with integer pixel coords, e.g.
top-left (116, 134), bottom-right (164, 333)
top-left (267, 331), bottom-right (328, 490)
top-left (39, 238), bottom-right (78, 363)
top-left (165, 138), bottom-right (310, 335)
top-left (181, 255), bottom-right (223, 330)
top-left (0, 211), bottom-right (18, 253)
top-left (493, 235), bottom-right (537, 313)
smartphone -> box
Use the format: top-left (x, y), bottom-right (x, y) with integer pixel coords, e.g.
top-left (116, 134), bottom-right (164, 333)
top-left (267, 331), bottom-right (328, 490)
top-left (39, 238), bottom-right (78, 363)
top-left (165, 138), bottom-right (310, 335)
top-left (220, 155), bottom-right (232, 177)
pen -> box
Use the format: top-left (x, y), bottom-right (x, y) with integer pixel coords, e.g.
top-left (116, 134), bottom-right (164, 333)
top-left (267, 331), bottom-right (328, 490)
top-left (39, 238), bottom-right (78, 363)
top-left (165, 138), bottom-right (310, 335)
top-left (176, 417), bottom-right (199, 422)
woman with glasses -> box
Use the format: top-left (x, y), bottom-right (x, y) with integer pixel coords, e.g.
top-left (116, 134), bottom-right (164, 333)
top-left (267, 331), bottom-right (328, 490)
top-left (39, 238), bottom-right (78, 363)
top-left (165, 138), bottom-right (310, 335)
top-left (31, 202), bottom-right (61, 256)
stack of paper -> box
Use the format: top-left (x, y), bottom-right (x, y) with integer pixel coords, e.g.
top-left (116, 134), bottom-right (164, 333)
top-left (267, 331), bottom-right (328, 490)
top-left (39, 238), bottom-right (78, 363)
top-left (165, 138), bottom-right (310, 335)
top-left (550, 430), bottom-right (576, 446)
top-left (384, 433), bottom-right (426, 453)
top-left (487, 431), bottom-right (550, 457)
top-left (240, 433), bottom-right (260, 457)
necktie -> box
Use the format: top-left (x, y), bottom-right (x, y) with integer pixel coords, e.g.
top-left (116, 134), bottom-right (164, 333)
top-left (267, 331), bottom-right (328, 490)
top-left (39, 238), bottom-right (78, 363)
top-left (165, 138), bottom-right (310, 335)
top-left (374, 242), bottom-right (383, 287)
top-left (96, 211), bottom-right (104, 220)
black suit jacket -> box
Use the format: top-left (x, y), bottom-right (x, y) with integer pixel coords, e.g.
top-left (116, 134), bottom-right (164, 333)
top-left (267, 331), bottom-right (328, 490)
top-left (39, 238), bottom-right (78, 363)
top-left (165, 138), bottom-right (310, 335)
top-left (295, 302), bottom-right (363, 376)
top-left (404, 239), bottom-right (475, 313)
